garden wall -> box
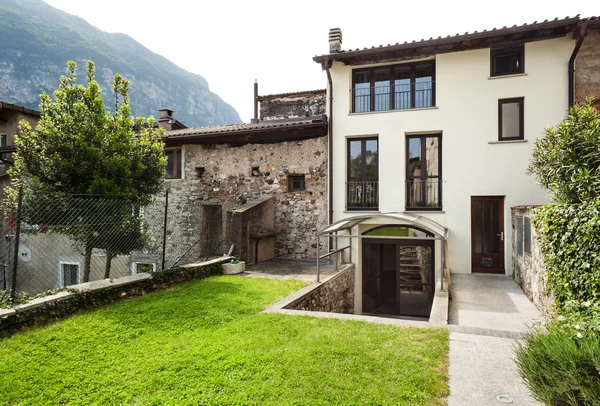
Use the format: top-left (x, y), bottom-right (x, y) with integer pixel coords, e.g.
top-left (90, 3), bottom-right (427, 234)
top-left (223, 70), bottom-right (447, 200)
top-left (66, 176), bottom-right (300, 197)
top-left (511, 206), bottom-right (553, 314)
top-left (0, 257), bottom-right (229, 335)
top-left (284, 264), bottom-right (354, 313)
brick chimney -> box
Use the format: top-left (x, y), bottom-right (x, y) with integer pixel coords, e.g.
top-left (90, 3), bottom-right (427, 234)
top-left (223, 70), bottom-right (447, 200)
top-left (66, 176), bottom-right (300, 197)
top-left (329, 28), bottom-right (342, 53)
top-left (158, 108), bottom-right (175, 130)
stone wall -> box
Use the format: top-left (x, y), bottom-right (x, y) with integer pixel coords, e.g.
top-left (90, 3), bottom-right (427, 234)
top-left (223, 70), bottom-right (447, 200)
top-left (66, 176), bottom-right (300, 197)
top-left (511, 206), bottom-right (554, 314)
top-left (147, 137), bottom-right (328, 261)
top-left (260, 90), bottom-right (326, 121)
top-left (576, 28), bottom-right (600, 103)
top-left (285, 264), bottom-right (354, 313)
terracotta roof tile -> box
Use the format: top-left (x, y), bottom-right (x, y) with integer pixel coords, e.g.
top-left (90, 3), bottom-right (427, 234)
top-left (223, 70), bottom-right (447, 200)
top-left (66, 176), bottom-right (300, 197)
top-left (166, 115), bottom-right (327, 139)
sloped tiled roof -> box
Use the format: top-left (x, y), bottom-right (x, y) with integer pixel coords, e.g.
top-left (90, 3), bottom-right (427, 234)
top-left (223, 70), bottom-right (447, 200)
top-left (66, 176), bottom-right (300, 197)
top-left (314, 15), bottom-right (588, 64)
top-left (167, 116), bottom-right (327, 139)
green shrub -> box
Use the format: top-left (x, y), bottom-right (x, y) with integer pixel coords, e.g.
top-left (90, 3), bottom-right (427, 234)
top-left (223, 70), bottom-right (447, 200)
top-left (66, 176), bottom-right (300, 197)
top-left (528, 99), bottom-right (600, 204)
top-left (516, 324), bottom-right (600, 406)
top-left (533, 203), bottom-right (600, 306)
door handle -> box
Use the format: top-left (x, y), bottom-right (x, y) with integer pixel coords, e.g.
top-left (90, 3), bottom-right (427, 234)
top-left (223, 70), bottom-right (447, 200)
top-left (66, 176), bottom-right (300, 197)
top-left (497, 232), bottom-right (504, 241)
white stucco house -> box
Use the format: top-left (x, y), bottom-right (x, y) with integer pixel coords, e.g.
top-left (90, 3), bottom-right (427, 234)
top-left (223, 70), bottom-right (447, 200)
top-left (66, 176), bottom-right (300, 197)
top-left (313, 16), bottom-right (596, 318)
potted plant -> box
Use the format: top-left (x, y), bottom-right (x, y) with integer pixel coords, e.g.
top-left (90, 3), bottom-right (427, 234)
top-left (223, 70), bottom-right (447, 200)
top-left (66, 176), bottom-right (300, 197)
top-left (222, 257), bottom-right (245, 275)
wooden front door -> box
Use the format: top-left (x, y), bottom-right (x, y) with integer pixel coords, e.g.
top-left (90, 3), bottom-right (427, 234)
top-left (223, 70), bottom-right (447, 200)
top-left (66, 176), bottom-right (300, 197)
top-left (471, 196), bottom-right (505, 273)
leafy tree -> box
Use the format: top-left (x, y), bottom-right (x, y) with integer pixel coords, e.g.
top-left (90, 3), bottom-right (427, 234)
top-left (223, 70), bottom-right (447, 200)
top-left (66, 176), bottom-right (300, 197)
top-left (528, 99), bottom-right (600, 204)
top-left (6, 61), bottom-right (166, 281)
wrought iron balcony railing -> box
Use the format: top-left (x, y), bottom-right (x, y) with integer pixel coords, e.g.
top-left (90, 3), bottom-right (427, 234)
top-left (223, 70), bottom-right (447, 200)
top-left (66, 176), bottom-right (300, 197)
top-left (351, 81), bottom-right (435, 113)
top-left (347, 181), bottom-right (379, 211)
top-left (406, 179), bottom-right (442, 210)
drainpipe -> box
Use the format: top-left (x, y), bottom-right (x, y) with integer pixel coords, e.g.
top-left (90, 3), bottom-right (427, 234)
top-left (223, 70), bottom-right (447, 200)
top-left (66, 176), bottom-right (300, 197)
top-left (324, 60), bottom-right (334, 253)
top-left (568, 25), bottom-right (588, 108)
top-left (324, 60), bottom-right (333, 227)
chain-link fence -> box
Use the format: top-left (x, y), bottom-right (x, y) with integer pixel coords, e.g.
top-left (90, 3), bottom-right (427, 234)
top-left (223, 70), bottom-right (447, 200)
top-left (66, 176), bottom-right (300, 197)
top-left (0, 188), bottom-right (228, 306)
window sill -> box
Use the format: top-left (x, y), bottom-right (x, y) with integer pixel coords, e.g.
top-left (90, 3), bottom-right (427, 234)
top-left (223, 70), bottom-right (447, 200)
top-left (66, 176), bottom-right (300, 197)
top-left (344, 210), bottom-right (380, 214)
top-left (349, 106), bottom-right (438, 116)
top-left (488, 73), bottom-right (528, 80)
top-left (404, 210), bottom-right (445, 214)
top-left (488, 139), bottom-right (527, 144)
top-left (165, 178), bottom-right (184, 182)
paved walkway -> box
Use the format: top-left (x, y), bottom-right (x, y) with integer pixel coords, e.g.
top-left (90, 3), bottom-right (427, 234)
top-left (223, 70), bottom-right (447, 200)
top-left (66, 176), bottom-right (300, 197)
top-left (448, 274), bottom-right (543, 406)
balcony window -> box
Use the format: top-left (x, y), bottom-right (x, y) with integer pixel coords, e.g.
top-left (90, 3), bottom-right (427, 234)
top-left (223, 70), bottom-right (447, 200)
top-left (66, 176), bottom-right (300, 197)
top-left (352, 61), bottom-right (435, 113)
top-left (406, 134), bottom-right (442, 210)
top-left (347, 137), bottom-right (378, 210)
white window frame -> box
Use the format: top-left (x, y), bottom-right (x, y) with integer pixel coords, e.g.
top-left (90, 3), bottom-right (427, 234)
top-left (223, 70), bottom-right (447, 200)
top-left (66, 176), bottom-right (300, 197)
top-left (131, 262), bottom-right (156, 275)
top-left (59, 261), bottom-right (82, 288)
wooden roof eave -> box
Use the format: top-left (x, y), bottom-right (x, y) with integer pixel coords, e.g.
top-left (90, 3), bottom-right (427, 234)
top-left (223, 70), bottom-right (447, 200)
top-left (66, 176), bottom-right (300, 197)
top-left (164, 122), bottom-right (328, 147)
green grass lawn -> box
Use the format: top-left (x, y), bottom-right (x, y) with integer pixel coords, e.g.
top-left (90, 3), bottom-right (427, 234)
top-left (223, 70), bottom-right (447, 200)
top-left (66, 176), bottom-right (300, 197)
top-left (0, 276), bottom-right (449, 405)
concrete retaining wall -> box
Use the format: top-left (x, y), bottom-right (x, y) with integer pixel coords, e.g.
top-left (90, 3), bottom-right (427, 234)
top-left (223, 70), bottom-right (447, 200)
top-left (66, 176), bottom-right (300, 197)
top-left (0, 257), bottom-right (230, 335)
top-left (284, 264), bottom-right (354, 313)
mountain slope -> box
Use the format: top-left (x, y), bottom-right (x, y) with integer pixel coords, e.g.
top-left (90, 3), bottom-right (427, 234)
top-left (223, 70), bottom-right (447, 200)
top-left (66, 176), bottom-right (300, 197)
top-left (0, 0), bottom-right (242, 127)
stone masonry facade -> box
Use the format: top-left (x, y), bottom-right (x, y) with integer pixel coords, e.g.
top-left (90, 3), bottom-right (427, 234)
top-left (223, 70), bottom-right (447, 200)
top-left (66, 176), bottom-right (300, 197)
top-left (285, 264), bottom-right (355, 313)
top-left (152, 137), bottom-right (328, 260)
top-left (259, 90), bottom-right (326, 121)
top-left (511, 206), bottom-right (554, 314)
top-left (576, 28), bottom-right (600, 104)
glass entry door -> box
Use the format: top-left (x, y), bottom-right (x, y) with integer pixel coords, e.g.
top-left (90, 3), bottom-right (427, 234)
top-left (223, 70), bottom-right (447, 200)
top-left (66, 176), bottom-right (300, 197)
top-left (362, 239), bottom-right (434, 318)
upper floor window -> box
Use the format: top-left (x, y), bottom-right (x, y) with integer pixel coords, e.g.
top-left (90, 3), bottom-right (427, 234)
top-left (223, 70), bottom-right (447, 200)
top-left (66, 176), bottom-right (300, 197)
top-left (347, 137), bottom-right (378, 210)
top-left (165, 147), bottom-right (182, 179)
top-left (352, 61), bottom-right (435, 113)
top-left (498, 98), bottom-right (524, 141)
top-left (0, 134), bottom-right (6, 147)
top-left (406, 134), bottom-right (442, 210)
top-left (491, 46), bottom-right (524, 77)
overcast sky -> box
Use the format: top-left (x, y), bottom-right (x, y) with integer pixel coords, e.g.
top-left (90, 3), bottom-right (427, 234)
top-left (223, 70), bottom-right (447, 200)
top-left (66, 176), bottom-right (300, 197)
top-left (44, 0), bottom-right (596, 123)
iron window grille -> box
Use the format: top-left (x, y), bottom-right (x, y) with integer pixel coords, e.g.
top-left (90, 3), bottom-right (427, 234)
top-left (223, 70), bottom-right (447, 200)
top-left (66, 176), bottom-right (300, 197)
top-left (351, 61), bottom-right (435, 113)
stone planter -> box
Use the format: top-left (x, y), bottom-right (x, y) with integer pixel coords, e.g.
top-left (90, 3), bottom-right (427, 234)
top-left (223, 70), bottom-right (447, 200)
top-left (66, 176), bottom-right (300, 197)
top-left (222, 261), bottom-right (245, 275)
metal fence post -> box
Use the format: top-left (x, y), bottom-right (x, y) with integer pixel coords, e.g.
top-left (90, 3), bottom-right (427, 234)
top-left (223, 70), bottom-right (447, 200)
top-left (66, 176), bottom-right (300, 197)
top-left (161, 188), bottom-right (169, 271)
top-left (10, 186), bottom-right (23, 302)
top-left (316, 234), bottom-right (320, 283)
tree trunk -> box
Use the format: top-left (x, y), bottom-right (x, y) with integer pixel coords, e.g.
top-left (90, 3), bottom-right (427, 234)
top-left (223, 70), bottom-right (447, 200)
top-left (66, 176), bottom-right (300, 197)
top-left (104, 251), bottom-right (114, 279)
top-left (83, 240), bottom-right (93, 282)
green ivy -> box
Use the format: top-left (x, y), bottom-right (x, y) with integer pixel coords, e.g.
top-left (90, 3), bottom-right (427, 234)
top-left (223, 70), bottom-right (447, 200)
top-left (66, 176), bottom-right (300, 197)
top-left (533, 203), bottom-right (600, 305)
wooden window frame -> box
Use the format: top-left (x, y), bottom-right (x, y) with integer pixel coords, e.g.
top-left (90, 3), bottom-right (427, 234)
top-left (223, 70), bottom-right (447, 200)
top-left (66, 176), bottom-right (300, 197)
top-left (288, 175), bottom-right (306, 191)
top-left (352, 61), bottom-right (436, 113)
top-left (498, 97), bottom-right (524, 141)
top-left (490, 46), bottom-right (524, 77)
top-left (405, 134), bottom-right (442, 211)
top-left (165, 147), bottom-right (182, 179)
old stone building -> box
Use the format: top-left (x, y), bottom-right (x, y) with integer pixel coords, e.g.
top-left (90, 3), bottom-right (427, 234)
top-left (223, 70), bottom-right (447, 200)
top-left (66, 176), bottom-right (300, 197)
top-left (575, 18), bottom-right (600, 104)
top-left (156, 89), bottom-right (328, 264)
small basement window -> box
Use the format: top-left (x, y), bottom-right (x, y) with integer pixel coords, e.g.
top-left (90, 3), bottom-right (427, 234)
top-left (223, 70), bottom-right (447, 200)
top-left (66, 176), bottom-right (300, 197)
top-left (516, 216), bottom-right (524, 256)
top-left (133, 262), bottom-right (156, 274)
top-left (524, 217), bottom-right (532, 255)
top-left (60, 262), bottom-right (81, 287)
top-left (491, 46), bottom-right (524, 77)
top-left (165, 147), bottom-right (182, 179)
top-left (288, 175), bottom-right (306, 191)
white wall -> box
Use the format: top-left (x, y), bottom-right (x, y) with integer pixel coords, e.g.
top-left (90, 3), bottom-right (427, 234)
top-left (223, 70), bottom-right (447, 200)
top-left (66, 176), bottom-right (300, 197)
top-left (329, 35), bottom-right (574, 276)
